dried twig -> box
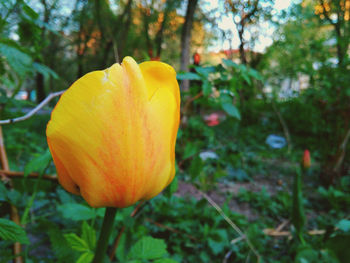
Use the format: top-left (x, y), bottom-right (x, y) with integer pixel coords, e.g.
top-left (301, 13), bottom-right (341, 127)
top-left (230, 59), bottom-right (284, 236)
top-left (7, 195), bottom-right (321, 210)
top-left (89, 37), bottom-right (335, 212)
top-left (0, 90), bottom-right (65, 125)
top-left (0, 126), bottom-right (23, 263)
top-left (275, 220), bottom-right (289, 232)
top-left (198, 190), bottom-right (261, 263)
top-left (182, 91), bottom-right (203, 114)
top-left (0, 169), bottom-right (57, 181)
top-left (263, 228), bottom-right (326, 237)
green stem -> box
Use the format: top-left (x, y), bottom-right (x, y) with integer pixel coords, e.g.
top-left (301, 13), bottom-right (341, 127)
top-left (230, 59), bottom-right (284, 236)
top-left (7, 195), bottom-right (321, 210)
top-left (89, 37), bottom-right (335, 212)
top-left (20, 181), bottom-right (39, 225)
top-left (92, 207), bottom-right (118, 263)
top-left (21, 165), bottom-right (50, 225)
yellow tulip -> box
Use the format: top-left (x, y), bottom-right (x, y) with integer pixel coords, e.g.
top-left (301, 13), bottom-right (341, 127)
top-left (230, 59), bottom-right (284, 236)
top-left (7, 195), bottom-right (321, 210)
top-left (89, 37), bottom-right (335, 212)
top-left (46, 57), bottom-right (180, 208)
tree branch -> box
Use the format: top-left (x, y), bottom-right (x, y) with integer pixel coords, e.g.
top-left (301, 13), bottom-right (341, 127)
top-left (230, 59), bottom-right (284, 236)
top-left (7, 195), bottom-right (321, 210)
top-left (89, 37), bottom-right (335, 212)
top-left (0, 169), bottom-right (57, 181)
top-left (319, 0), bottom-right (336, 26)
top-left (0, 91), bottom-right (65, 125)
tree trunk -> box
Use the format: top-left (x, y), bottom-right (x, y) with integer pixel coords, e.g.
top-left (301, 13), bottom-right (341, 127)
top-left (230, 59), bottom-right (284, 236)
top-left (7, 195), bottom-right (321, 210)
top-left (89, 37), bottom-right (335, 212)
top-left (36, 73), bottom-right (45, 103)
top-left (117, 0), bottom-right (133, 59)
top-left (155, 0), bottom-right (172, 58)
top-left (36, 0), bottom-right (50, 103)
top-left (238, 24), bottom-right (247, 64)
top-left (180, 0), bottom-right (198, 91)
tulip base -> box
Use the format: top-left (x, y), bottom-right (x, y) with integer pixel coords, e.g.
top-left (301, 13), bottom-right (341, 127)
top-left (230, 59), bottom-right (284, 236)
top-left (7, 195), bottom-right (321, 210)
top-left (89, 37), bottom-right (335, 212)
top-left (92, 207), bottom-right (118, 263)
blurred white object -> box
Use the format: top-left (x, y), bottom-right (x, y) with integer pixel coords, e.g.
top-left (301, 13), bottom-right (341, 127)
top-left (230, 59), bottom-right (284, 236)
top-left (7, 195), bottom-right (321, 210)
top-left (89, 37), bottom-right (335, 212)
top-left (199, 151), bottom-right (218, 161)
top-left (14, 91), bottom-right (28, 100)
top-left (266, 134), bottom-right (286, 149)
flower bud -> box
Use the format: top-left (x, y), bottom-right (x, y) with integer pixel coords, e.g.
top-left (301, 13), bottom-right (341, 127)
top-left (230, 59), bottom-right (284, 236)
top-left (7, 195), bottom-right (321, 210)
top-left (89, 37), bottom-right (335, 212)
top-left (193, 52), bottom-right (200, 65)
top-left (46, 57), bottom-right (180, 208)
top-left (302, 149), bottom-right (311, 169)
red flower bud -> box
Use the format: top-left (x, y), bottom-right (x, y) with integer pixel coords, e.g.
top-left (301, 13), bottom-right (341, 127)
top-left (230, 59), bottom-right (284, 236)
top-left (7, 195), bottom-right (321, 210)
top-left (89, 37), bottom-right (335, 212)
top-left (193, 53), bottom-right (200, 65)
top-left (302, 149), bottom-right (311, 169)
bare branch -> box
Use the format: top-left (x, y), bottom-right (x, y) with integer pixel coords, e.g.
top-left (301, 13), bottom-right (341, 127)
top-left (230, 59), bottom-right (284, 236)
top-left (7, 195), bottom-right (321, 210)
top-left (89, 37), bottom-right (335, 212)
top-left (0, 169), bottom-right (57, 181)
top-left (0, 90), bottom-right (65, 125)
top-left (319, 0), bottom-right (336, 25)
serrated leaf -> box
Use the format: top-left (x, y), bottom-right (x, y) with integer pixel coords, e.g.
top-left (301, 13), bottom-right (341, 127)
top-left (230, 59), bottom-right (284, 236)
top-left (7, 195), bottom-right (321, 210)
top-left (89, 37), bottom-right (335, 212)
top-left (127, 236), bottom-right (167, 260)
top-left (58, 203), bottom-right (96, 221)
top-left (221, 103), bottom-right (241, 120)
top-left (64, 233), bottom-right (90, 252)
top-left (82, 222), bottom-right (96, 250)
top-left (24, 149), bottom-right (52, 177)
top-left (76, 251), bottom-right (94, 263)
top-left (0, 218), bottom-right (29, 244)
top-left (48, 225), bottom-right (75, 262)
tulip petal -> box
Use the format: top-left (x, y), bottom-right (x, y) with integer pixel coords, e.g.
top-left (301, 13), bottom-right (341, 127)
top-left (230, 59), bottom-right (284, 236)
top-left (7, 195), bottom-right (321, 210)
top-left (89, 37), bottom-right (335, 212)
top-left (139, 61), bottom-right (180, 106)
top-left (47, 57), bottom-right (180, 208)
top-left (139, 61), bottom-right (180, 198)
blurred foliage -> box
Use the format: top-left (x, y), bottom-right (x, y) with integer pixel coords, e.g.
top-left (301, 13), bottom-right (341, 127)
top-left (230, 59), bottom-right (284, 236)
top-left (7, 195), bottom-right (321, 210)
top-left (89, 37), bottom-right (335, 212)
top-left (0, 0), bottom-right (350, 262)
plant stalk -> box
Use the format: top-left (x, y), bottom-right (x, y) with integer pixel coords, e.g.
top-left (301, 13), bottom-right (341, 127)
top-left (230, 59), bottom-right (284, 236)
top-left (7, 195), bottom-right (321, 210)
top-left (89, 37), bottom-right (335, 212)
top-left (92, 207), bottom-right (118, 263)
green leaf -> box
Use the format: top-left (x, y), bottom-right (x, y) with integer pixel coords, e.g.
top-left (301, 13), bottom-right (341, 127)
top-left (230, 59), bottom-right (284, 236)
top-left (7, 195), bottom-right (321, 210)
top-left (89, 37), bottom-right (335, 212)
top-left (127, 236), bottom-right (167, 260)
top-left (183, 143), bottom-right (198, 159)
top-left (195, 66), bottom-right (216, 77)
top-left (32, 62), bottom-right (59, 79)
top-left (0, 181), bottom-right (8, 201)
top-left (176, 72), bottom-right (200, 80)
top-left (336, 219), bottom-right (350, 232)
top-left (82, 221), bottom-right (96, 250)
top-left (168, 176), bottom-right (178, 196)
top-left (295, 245), bottom-right (318, 263)
top-left (22, 3), bottom-right (39, 19)
top-left (202, 81), bottom-right (212, 96)
top-left (208, 239), bottom-right (225, 255)
top-left (48, 225), bottom-right (75, 262)
top-left (0, 218), bottom-right (29, 244)
top-left (0, 42), bottom-right (32, 77)
top-left (6, 189), bottom-right (21, 206)
top-left (222, 59), bottom-right (239, 69)
top-left (248, 68), bottom-right (263, 81)
top-left (241, 72), bottom-right (251, 85)
top-left (64, 233), bottom-right (90, 252)
top-left (24, 149), bottom-right (52, 177)
top-left (326, 235), bottom-right (350, 263)
top-left (292, 168), bottom-right (306, 240)
top-left (221, 103), bottom-right (241, 120)
top-left (58, 203), bottom-right (96, 221)
top-left (76, 252), bottom-right (94, 263)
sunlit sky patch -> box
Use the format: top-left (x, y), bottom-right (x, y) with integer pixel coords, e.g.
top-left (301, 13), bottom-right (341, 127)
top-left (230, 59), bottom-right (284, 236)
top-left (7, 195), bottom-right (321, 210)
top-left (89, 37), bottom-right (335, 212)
top-left (207, 0), bottom-right (295, 53)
